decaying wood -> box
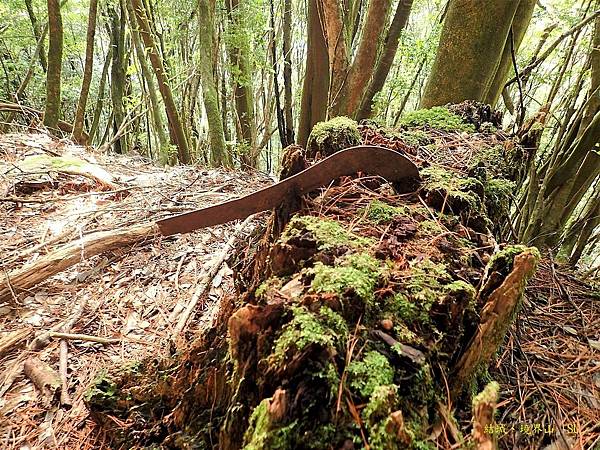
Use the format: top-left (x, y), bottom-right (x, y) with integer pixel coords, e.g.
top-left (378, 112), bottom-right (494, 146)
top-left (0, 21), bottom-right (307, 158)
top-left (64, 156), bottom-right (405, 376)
top-left (0, 328), bottom-right (33, 357)
top-left (451, 251), bottom-right (539, 397)
top-left (471, 382), bottom-right (499, 450)
top-left (0, 223), bottom-right (158, 303)
top-left (23, 357), bottom-right (61, 404)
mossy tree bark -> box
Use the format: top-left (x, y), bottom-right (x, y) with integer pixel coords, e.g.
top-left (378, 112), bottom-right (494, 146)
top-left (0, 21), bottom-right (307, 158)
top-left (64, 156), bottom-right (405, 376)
top-left (89, 49), bottom-right (111, 144)
top-left (129, 0), bottom-right (191, 164)
top-left (420, 0), bottom-right (524, 108)
top-left (108, 3), bottom-right (127, 154)
top-left (72, 0), bottom-right (98, 145)
top-left (43, 0), bottom-right (63, 130)
top-left (198, 0), bottom-right (231, 167)
top-left (225, 0), bottom-right (258, 167)
top-left (483, 0), bottom-right (536, 108)
top-left (282, 0), bottom-right (294, 144)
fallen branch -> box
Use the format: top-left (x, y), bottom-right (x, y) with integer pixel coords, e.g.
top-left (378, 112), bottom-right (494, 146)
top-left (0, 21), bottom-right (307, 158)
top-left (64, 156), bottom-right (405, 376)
top-left (172, 216), bottom-right (255, 338)
top-left (49, 331), bottom-right (121, 345)
top-left (0, 223), bottom-right (158, 302)
top-left (0, 328), bottom-right (33, 357)
top-left (23, 357), bottom-right (61, 405)
top-left (0, 101), bottom-right (87, 140)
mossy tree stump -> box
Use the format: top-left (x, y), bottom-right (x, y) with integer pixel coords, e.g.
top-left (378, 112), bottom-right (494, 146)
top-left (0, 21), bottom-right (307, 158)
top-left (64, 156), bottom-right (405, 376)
top-left (86, 115), bottom-right (538, 450)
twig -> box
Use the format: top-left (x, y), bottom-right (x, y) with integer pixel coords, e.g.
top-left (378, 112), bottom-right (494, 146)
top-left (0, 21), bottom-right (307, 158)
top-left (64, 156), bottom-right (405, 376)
top-left (172, 215), bottom-right (255, 337)
top-left (49, 332), bottom-right (121, 345)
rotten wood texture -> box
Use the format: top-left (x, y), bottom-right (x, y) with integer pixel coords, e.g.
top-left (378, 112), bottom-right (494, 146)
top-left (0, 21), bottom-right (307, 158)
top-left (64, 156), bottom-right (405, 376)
top-left (451, 250), bottom-right (539, 397)
top-left (0, 328), bottom-right (33, 357)
top-left (23, 357), bottom-right (61, 404)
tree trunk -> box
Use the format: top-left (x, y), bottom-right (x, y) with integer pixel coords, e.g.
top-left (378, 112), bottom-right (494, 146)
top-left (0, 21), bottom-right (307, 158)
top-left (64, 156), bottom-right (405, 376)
top-left (483, 0), bottom-right (536, 107)
top-left (89, 48), bottom-right (112, 145)
top-left (297, 0), bottom-right (329, 147)
top-left (129, 0), bottom-right (191, 164)
top-left (198, 0), bottom-right (231, 167)
top-left (24, 0), bottom-right (47, 72)
top-left (72, 0), bottom-right (99, 144)
top-left (125, 0), bottom-right (170, 164)
top-left (43, 0), bottom-right (63, 130)
top-left (282, 0), bottom-right (294, 144)
top-left (357, 0), bottom-right (414, 120)
top-left (109, 4), bottom-right (127, 153)
top-left (420, 0), bottom-right (521, 108)
top-left (225, 0), bottom-right (257, 166)
top-left (339, 0), bottom-right (392, 116)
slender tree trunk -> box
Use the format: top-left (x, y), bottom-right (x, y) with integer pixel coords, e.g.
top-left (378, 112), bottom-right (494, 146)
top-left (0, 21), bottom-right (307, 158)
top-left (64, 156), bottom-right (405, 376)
top-left (339, 0), bottom-right (392, 116)
top-left (420, 0), bottom-right (521, 108)
top-left (24, 0), bottom-right (48, 72)
top-left (225, 0), bottom-right (257, 165)
top-left (282, 0), bottom-right (294, 144)
top-left (297, 0), bottom-right (329, 146)
top-left (125, 0), bottom-right (170, 164)
top-left (72, 0), bottom-right (98, 144)
top-left (270, 0), bottom-right (287, 148)
top-left (43, 0), bottom-right (63, 130)
top-left (129, 0), bottom-right (191, 163)
top-left (320, 0), bottom-right (349, 116)
top-left (109, 4), bottom-right (127, 153)
top-left (198, 0), bottom-right (230, 166)
top-left (357, 0), bottom-right (413, 120)
top-left (89, 49), bottom-right (112, 144)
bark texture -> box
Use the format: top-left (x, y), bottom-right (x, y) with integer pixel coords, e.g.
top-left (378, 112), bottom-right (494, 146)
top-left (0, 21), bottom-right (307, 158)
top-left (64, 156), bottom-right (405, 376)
top-left (420, 0), bottom-right (521, 108)
top-left (43, 0), bottom-right (63, 129)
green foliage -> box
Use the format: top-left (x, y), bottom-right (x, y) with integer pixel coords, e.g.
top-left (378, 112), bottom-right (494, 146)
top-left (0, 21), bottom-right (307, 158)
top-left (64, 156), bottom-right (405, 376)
top-left (421, 166), bottom-right (484, 212)
top-left (399, 107), bottom-right (475, 132)
top-left (347, 351), bottom-right (394, 397)
top-left (244, 399), bottom-right (298, 450)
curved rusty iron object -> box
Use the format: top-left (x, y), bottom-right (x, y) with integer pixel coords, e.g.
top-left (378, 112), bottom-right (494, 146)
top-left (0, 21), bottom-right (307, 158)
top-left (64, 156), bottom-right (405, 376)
top-left (157, 145), bottom-right (420, 236)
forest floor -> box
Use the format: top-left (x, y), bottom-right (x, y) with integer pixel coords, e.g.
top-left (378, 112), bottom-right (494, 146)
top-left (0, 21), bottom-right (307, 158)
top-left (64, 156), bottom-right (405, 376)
top-left (0, 132), bottom-right (270, 449)
top-left (0, 131), bottom-right (598, 449)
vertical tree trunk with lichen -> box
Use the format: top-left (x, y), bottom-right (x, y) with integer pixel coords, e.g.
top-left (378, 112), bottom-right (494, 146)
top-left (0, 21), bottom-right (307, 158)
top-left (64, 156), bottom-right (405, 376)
top-left (198, 0), bottom-right (230, 167)
top-left (43, 0), bottom-right (62, 130)
top-left (72, 0), bottom-right (98, 144)
top-left (129, 0), bottom-right (191, 163)
top-left (108, 4), bottom-right (127, 153)
top-left (420, 0), bottom-right (522, 108)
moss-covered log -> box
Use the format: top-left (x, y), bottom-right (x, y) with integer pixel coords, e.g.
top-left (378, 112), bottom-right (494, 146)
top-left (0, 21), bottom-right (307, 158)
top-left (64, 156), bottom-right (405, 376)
top-left (86, 111), bottom-right (538, 449)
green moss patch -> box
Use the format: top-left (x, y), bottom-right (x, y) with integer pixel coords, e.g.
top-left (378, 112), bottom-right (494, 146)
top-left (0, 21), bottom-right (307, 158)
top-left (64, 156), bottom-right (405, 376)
top-left (347, 351), bottom-right (395, 398)
top-left (310, 253), bottom-right (383, 303)
top-left (282, 215), bottom-right (373, 251)
top-left (362, 200), bottom-right (409, 224)
top-left (399, 107), bottom-right (475, 132)
top-left (307, 116), bottom-right (361, 157)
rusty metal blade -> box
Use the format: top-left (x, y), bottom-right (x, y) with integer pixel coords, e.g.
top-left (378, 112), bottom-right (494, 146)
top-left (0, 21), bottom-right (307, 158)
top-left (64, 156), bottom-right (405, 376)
top-left (156, 146), bottom-right (419, 236)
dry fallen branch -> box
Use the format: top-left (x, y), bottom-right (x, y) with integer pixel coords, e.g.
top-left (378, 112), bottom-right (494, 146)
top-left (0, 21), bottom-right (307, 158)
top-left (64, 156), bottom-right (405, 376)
top-left (23, 357), bottom-right (61, 405)
top-left (0, 222), bottom-right (158, 302)
top-left (0, 327), bottom-right (33, 357)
